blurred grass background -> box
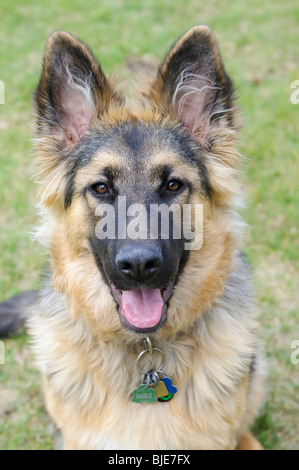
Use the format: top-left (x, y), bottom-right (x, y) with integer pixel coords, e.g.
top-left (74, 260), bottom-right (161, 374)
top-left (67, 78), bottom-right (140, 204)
top-left (0, 0), bottom-right (298, 450)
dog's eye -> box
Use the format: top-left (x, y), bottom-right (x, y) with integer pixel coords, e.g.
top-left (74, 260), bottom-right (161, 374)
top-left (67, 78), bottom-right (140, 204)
top-left (166, 179), bottom-right (183, 192)
top-left (92, 183), bottom-right (109, 195)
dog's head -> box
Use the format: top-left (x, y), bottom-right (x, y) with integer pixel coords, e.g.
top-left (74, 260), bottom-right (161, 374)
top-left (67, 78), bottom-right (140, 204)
top-left (33, 27), bottom-right (241, 339)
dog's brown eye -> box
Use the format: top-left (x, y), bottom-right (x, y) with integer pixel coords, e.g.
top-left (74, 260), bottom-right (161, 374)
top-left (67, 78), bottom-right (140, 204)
top-left (167, 180), bottom-right (182, 192)
top-left (93, 183), bottom-right (108, 195)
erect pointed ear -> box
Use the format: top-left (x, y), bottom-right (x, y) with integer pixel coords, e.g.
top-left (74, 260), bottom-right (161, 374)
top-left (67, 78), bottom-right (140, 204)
top-left (146, 26), bottom-right (236, 146)
top-left (34, 31), bottom-right (122, 145)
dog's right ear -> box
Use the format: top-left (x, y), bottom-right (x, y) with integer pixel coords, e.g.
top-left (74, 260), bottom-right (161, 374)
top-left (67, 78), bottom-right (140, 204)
top-left (34, 31), bottom-right (122, 146)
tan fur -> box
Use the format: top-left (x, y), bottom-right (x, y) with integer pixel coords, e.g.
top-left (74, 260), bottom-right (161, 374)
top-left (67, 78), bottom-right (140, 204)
top-left (236, 432), bottom-right (264, 451)
top-left (29, 26), bottom-right (265, 450)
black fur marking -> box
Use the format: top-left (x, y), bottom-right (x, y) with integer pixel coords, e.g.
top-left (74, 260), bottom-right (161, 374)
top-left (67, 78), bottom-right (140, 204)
top-left (0, 291), bottom-right (37, 338)
top-left (249, 353), bottom-right (256, 377)
top-left (64, 121), bottom-right (212, 208)
top-left (121, 125), bottom-right (146, 154)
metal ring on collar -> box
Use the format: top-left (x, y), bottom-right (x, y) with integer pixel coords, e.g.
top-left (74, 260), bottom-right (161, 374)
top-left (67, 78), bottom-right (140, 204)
top-left (144, 336), bottom-right (153, 354)
top-left (137, 348), bottom-right (166, 374)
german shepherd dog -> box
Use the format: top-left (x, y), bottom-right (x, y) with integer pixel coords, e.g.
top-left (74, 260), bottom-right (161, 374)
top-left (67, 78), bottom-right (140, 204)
top-left (2, 26), bottom-right (266, 449)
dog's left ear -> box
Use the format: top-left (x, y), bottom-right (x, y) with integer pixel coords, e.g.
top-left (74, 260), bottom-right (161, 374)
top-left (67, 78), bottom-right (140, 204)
top-left (147, 26), bottom-right (235, 145)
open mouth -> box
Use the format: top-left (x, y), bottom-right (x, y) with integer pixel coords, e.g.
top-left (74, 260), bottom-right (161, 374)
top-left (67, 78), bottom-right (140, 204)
top-left (110, 280), bottom-right (175, 333)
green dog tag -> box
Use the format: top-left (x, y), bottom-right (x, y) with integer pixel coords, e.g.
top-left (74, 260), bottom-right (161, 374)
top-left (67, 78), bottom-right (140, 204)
top-left (132, 385), bottom-right (157, 404)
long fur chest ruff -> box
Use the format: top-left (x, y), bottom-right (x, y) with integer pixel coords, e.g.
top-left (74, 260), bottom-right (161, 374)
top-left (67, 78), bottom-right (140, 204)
top-left (29, 259), bottom-right (261, 450)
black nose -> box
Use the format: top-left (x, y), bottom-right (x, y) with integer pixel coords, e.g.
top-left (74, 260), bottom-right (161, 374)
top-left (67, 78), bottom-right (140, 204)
top-left (115, 243), bottom-right (163, 283)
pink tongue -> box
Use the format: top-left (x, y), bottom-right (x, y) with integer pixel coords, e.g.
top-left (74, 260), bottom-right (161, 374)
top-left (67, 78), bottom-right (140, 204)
top-left (121, 288), bottom-right (164, 329)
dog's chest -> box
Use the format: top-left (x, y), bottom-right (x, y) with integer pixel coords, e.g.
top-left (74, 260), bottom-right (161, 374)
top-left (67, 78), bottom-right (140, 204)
top-left (56, 352), bottom-right (246, 451)
top-left (62, 383), bottom-right (242, 450)
top-left (33, 286), bottom-right (255, 450)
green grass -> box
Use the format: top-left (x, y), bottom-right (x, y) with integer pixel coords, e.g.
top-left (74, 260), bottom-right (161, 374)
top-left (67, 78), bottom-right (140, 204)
top-left (0, 0), bottom-right (298, 450)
